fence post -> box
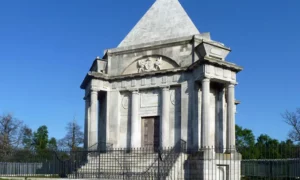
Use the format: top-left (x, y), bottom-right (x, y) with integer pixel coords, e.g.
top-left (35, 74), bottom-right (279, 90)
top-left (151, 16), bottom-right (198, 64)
top-left (158, 151), bottom-right (160, 180)
top-left (158, 147), bottom-right (163, 180)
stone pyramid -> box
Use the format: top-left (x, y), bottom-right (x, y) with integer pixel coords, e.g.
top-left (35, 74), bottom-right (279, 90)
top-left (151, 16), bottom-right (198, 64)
top-left (118, 0), bottom-right (200, 47)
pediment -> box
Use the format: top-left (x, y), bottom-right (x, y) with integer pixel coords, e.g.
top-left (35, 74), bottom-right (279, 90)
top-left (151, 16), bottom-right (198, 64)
top-left (122, 56), bottom-right (179, 75)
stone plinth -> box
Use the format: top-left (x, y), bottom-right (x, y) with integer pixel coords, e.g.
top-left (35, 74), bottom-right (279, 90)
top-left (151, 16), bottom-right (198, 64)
top-left (185, 151), bottom-right (242, 180)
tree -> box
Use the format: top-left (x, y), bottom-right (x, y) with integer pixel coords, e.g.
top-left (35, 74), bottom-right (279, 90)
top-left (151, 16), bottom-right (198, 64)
top-left (256, 134), bottom-right (280, 159)
top-left (236, 125), bottom-right (258, 159)
top-left (282, 108), bottom-right (300, 142)
top-left (236, 124), bottom-right (299, 159)
top-left (48, 137), bottom-right (58, 151)
top-left (0, 113), bottom-right (23, 154)
top-left (236, 125), bottom-right (255, 148)
top-left (279, 139), bottom-right (297, 158)
top-left (33, 125), bottom-right (49, 152)
top-left (59, 120), bottom-right (84, 150)
top-left (21, 125), bottom-right (33, 150)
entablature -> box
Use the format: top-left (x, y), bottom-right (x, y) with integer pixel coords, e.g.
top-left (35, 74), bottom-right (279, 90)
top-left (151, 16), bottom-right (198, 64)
top-left (81, 56), bottom-right (243, 103)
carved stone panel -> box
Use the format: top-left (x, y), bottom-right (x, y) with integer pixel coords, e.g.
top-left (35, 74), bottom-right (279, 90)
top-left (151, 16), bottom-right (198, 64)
top-left (138, 57), bottom-right (162, 73)
top-left (122, 56), bottom-right (179, 75)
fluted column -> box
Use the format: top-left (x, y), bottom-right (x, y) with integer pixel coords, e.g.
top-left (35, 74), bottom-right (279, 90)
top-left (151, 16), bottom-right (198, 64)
top-left (84, 97), bottom-right (90, 150)
top-left (89, 90), bottom-right (98, 148)
top-left (131, 90), bottom-right (141, 148)
top-left (227, 83), bottom-right (236, 152)
top-left (201, 78), bottom-right (212, 148)
top-left (161, 86), bottom-right (170, 148)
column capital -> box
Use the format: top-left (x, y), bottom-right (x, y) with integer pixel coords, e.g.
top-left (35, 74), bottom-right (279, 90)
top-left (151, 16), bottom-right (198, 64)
top-left (228, 84), bottom-right (235, 88)
top-left (202, 78), bottom-right (210, 82)
top-left (91, 90), bottom-right (98, 94)
top-left (131, 89), bottom-right (139, 94)
top-left (160, 85), bottom-right (170, 91)
top-left (90, 86), bottom-right (98, 92)
top-left (226, 82), bottom-right (237, 87)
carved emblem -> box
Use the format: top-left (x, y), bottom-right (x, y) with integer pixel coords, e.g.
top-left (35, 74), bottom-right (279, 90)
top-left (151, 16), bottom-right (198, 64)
top-left (122, 95), bottom-right (129, 109)
top-left (138, 57), bottom-right (162, 73)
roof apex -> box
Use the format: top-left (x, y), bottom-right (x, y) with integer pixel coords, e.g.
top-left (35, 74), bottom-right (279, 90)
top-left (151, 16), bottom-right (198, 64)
top-left (118, 0), bottom-right (200, 47)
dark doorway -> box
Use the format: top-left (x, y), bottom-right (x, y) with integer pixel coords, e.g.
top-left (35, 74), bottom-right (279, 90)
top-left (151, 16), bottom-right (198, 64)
top-left (141, 117), bottom-right (160, 150)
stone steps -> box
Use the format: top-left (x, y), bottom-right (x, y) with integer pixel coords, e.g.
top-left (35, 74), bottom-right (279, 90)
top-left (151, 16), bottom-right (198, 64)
top-left (73, 152), bottom-right (184, 179)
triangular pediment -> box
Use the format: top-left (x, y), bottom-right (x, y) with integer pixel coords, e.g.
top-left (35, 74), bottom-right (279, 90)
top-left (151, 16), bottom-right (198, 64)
top-left (118, 0), bottom-right (200, 47)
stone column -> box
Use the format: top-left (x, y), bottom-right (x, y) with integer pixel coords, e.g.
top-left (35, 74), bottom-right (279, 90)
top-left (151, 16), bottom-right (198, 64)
top-left (161, 86), bottom-right (170, 148)
top-left (201, 78), bottom-right (212, 148)
top-left (84, 97), bottom-right (90, 150)
top-left (227, 83), bottom-right (236, 152)
top-left (131, 90), bottom-right (141, 148)
top-left (89, 90), bottom-right (98, 148)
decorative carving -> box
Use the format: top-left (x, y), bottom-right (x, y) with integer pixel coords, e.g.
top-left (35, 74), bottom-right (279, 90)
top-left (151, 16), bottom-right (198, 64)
top-left (122, 95), bottom-right (129, 109)
top-left (123, 56), bottom-right (179, 75)
top-left (138, 57), bottom-right (162, 73)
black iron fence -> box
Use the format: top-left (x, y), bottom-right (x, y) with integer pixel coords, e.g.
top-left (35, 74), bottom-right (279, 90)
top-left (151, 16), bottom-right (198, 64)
top-left (0, 143), bottom-right (300, 179)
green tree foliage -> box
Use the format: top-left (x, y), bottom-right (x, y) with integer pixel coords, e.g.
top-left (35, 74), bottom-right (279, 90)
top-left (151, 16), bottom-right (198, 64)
top-left (256, 134), bottom-right (280, 159)
top-left (33, 125), bottom-right (49, 151)
top-left (279, 139), bottom-right (296, 159)
top-left (236, 125), bottom-right (255, 147)
top-left (21, 125), bottom-right (33, 150)
top-left (236, 125), bottom-right (299, 159)
top-left (48, 137), bottom-right (58, 151)
top-left (236, 125), bottom-right (258, 159)
top-left (19, 125), bottom-right (57, 160)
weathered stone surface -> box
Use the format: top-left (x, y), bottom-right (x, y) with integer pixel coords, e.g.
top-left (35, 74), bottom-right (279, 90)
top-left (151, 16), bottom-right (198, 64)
top-left (119, 0), bottom-right (200, 47)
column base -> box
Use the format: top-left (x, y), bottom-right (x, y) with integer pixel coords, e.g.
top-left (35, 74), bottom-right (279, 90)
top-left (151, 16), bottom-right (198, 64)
top-left (225, 148), bottom-right (237, 154)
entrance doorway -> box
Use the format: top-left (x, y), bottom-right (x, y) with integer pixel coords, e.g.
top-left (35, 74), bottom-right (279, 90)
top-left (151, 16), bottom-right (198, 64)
top-left (141, 117), bottom-right (160, 149)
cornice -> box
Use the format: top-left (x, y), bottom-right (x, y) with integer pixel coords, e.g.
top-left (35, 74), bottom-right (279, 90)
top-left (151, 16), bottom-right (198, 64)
top-left (188, 56), bottom-right (243, 72)
top-left (80, 67), bottom-right (187, 89)
top-left (106, 35), bottom-right (194, 55)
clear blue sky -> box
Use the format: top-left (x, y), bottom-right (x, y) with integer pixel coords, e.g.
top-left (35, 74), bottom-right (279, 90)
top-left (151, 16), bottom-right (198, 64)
top-left (0, 0), bottom-right (299, 141)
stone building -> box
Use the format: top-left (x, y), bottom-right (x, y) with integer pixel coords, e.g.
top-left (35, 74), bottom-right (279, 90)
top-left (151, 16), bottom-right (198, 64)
top-left (80, 0), bottom-right (243, 178)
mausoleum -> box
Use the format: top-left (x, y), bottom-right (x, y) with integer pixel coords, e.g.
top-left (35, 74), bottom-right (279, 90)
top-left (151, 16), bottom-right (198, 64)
top-left (80, 0), bottom-right (243, 178)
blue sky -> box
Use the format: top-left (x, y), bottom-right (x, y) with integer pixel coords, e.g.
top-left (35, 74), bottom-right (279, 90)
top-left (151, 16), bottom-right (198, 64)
top-left (0, 0), bottom-right (299, 141)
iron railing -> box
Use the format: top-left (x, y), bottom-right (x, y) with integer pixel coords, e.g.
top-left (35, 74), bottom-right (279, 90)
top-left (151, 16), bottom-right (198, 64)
top-left (88, 141), bottom-right (114, 152)
top-left (1, 144), bottom-right (300, 179)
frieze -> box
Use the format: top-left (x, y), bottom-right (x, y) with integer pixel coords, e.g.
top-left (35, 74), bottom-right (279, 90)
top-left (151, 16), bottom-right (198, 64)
top-left (204, 64), bottom-right (237, 82)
